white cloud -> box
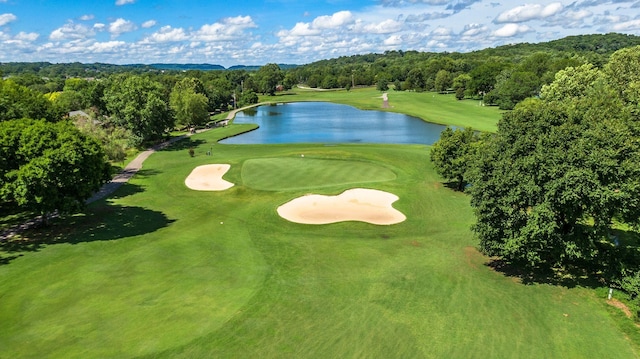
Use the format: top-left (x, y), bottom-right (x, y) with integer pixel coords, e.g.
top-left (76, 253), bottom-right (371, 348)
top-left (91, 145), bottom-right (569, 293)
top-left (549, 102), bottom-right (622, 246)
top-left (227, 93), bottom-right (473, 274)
top-left (460, 23), bottom-right (489, 37)
top-left (143, 26), bottom-right (187, 43)
top-left (431, 26), bottom-right (453, 38)
top-left (109, 18), bottom-right (137, 37)
top-left (543, 8), bottom-right (593, 28)
top-left (195, 16), bottom-right (257, 42)
top-left (312, 11), bottom-right (355, 29)
top-left (384, 34), bottom-right (403, 46)
top-left (89, 41), bottom-right (127, 53)
top-left (381, 0), bottom-right (449, 5)
top-left (593, 13), bottom-right (629, 26)
top-left (168, 45), bottom-right (184, 54)
top-left (493, 23), bottom-right (533, 37)
top-left (14, 32), bottom-right (39, 42)
top-left (354, 19), bottom-right (403, 34)
top-left (405, 12), bottom-right (452, 22)
top-left (142, 20), bottom-right (157, 28)
top-left (495, 3), bottom-right (564, 23)
top-left (565, 9), bottom-right (592, 21)
top-left (79, 14), bottom-right (94, 21)
top-left (188, 16), bottom-right (256, 44)
top-left (285, 22), bottom-right (321, 36)
top-left (115, 0), bottom-right (135, 5)
top-left (613, 19), bottom-right (640, 31)
top-left (0, 13), bottom-right (17, 26)
top-left (50, 22), bottom-right (94, 41)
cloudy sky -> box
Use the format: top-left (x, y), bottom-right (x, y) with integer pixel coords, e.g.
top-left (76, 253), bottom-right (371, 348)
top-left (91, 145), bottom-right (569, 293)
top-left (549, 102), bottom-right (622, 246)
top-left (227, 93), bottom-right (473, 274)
top-left (1, 0), bottom-right (639, 66)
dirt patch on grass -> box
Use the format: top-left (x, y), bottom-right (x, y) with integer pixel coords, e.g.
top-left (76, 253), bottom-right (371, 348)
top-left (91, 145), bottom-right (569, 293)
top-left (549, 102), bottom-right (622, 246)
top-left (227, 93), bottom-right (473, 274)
top-left (608, 298), bottom-right (634, 318)
top-left (463, 246), bottom-right (484, 269)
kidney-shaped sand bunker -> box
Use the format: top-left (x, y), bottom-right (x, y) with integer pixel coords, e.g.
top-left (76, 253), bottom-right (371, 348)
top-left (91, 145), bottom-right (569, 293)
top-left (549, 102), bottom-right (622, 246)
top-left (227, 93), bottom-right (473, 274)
top-left (185, 164), bottom-right (234, 191)
top-left (277, 188), bottom-right (406, 225)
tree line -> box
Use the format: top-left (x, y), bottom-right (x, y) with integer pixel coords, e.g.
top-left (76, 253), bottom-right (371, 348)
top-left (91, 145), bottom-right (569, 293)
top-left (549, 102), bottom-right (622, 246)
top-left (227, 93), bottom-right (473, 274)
top-left (287, 33), bottom-right (640, 109)
top-left (430, 45), bottom-right (640, 319)
top-left (0, 62), bottom-right (288, 223)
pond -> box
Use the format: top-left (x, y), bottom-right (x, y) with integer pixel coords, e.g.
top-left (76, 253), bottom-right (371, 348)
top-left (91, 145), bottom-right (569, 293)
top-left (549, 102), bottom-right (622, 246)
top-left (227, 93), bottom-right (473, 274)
top-left (219, 102), bottom-right (450, 145)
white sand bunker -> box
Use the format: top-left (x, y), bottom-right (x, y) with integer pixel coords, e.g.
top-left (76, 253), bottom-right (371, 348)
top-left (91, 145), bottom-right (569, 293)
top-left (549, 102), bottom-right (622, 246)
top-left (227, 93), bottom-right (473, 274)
top-left (277, 188), bottom-right (406, 225)
top-left (185, 164), bottom-right (234, 191)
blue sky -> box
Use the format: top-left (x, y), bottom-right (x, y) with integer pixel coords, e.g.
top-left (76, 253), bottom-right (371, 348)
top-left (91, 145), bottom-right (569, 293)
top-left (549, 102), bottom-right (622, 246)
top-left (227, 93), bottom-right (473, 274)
top-left (1, 0), bottom-right (639, 66)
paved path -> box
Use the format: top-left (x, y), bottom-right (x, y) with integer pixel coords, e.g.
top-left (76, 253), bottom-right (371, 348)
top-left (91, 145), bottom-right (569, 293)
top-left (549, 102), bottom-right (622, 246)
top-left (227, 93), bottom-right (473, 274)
top-left (85, 135), bottom-right (185, 204)
top-left (1, 104), bottom-right (269, 240)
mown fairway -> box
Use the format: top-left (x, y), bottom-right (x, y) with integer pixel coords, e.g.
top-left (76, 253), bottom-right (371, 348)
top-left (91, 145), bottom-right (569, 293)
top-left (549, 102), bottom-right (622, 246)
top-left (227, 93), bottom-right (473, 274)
top-left (0, 96), bottom-right (637, 358)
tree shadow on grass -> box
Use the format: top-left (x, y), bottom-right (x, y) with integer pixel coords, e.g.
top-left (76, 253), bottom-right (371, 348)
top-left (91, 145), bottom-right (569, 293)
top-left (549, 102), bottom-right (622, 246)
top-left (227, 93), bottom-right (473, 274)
top-left (485, 259), bottom-right (605, 289)
top-left (442, 181), bottom-right (467, 192)
top-left (482, 227), bottom-right (640, 289)
top-left (106, 182), bottom-right (145, 200)
top-left (87, 169), bottom-right (161, 203)
top-left (0, 202), bottom-right (175, 265)
top-left (0, 204), bottom-right (36, 232)
top-left (163, 137), bottom-right (207, 152)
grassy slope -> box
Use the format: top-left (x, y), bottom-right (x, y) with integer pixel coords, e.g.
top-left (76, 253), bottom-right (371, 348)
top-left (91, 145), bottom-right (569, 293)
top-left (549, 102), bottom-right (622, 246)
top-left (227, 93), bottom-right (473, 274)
top-left (259, 87), bottom-right (502, 132)
top-left (0, 95), bottom-right (638, 358)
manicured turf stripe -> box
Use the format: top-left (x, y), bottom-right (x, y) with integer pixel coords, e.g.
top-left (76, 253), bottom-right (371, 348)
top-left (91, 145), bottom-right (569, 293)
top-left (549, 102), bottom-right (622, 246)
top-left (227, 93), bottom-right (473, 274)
top-left (241, 157), bottom-right (396, 191)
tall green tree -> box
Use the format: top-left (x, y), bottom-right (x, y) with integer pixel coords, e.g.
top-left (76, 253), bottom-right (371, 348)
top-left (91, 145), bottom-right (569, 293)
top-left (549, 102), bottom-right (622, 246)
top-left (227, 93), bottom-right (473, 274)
top-left (468, 61), bottom-right (508, 96)
top-left (169, 77), bottom-right (210, 128)
top-left (453, 73), bottom-right (472, 99)
top-left (0, 79), bottom-right (61, 122)
top-left (255, 63), bottom-right (283, 95)
top-left (430, 127), bottom-right (480, 191)
top-left (0, 119), bottom-right (111, 221)
top-left (540, 64), bottom-right (600, 102)
top-left (238, 90), bottom-right (258, 107)
top-left (434, 70), bottom-right (453, 93)
top-left (104, 75), bottom-right (173, 146)
top-left (604, 45), bottom-right (640, 112)
top-left (490, 69), bottom-right (539, 110)
top-left (405, 68), bottom-right (426, 91)
top-left (469, 75), bottom-right (640, 272)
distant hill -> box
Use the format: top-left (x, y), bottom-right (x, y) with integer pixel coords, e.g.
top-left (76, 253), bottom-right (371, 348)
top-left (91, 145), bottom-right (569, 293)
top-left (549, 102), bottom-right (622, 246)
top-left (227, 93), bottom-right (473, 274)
top-left (227, 64), bottom-right (298, 71)
top-left (1, 33), bottom-right (637, 77)
top-left (129, 63), bottom-right (297, 71)
top-left (470, 33), bottom-right (640, 59)
top-left (146, 63), bottom-right (226, 71)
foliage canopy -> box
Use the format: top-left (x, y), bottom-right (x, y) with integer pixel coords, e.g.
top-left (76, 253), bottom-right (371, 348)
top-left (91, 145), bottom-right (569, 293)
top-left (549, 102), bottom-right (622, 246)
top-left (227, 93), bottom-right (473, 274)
top-left (0, 119), bottom-right (111, 219)
top-left (466, 46), bottom-right (640, 277)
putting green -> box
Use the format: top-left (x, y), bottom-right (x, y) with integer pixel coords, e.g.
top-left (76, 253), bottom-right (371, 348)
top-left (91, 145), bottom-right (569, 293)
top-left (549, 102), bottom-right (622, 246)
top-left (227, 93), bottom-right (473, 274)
top-left (241, 157), bottom-right (396, 191)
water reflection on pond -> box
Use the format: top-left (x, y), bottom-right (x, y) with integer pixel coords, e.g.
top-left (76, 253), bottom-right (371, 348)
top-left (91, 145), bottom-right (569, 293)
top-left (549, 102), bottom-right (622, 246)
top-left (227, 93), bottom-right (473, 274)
top-left (220, 102), bottom-right (450, 145)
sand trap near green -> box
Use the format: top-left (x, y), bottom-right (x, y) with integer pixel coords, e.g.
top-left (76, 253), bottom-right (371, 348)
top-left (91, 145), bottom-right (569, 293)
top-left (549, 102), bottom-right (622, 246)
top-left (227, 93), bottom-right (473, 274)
top-left (277, 188), bottom-right (406, 225)
top-left (185, 164), bottom-right (234, 191)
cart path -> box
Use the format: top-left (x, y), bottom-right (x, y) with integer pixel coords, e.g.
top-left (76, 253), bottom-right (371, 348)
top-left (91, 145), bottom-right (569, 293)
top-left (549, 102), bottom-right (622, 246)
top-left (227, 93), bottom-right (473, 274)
top-left (1, 103), bottom-right (267, 241)
top-left (85, 135), bottom-right (185, 204)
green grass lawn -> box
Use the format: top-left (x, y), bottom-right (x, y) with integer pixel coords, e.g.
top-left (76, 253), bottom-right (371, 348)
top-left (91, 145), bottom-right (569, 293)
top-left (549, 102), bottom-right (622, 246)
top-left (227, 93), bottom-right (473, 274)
top-left (1, 99), bottom-right (638, 358)
top-left (242, 157), bottom-right (397, 191)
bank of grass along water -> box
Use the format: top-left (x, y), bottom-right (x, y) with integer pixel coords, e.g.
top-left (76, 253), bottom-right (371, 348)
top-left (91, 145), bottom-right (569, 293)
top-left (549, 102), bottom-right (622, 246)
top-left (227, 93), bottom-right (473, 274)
top-left (257, 87), bottom-right (502, 132)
